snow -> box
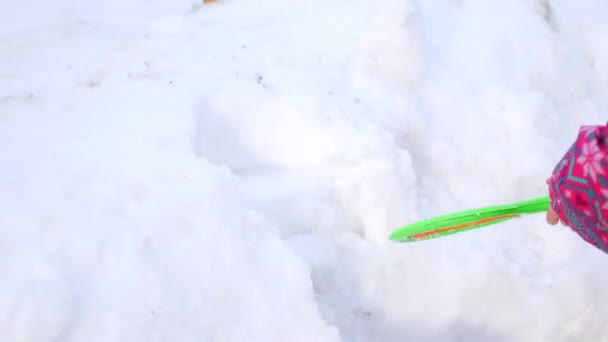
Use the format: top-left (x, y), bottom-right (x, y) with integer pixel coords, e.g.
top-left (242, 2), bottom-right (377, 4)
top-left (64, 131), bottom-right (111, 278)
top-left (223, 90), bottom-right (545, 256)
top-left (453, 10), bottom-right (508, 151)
top-left (2, 0), bottom-right (608, 341)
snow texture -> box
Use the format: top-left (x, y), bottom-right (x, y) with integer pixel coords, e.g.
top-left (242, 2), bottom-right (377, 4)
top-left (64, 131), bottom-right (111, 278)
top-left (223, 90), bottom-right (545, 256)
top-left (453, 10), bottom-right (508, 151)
top-left (2, 0), bottom-right (608, 341)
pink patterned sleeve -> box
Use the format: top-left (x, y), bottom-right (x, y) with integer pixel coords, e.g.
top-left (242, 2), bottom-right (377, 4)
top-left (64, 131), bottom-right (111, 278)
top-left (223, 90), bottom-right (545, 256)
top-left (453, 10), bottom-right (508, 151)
top-left (548, 123), bottom-right (608, 254)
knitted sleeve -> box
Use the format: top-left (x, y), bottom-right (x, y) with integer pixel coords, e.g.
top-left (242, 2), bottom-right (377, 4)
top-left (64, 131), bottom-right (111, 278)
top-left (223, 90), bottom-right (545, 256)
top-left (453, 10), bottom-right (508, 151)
top-left (548, 123), bottom-right (608, 254)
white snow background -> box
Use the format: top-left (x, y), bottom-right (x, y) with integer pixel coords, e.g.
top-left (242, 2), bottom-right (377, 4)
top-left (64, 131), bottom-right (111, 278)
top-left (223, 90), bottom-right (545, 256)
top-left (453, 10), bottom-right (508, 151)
top-left (2, 0), bottom-right (608, 341)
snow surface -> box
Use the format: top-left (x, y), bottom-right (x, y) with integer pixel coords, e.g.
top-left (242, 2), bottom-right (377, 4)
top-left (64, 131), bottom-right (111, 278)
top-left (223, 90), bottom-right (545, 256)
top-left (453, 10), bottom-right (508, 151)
top-left (2, 0), bottom-right (608, 341)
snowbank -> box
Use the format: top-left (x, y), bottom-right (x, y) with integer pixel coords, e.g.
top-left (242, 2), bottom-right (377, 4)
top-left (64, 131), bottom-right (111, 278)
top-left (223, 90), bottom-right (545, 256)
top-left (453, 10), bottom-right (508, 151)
top-left (2, 0), bottom-right (608, 341)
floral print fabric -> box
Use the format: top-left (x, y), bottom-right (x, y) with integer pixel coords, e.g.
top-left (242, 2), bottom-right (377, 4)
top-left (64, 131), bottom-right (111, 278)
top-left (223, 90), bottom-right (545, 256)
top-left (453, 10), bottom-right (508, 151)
top-left (548, 123), bottom-right (608, 254)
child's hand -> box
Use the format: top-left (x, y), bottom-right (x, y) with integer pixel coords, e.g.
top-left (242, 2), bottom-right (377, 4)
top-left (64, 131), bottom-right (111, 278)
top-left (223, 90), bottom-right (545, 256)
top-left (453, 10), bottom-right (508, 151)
top-left (546, 206), bottom-right (561, 225)
top-left (545, 178), bottom-right (563, 226)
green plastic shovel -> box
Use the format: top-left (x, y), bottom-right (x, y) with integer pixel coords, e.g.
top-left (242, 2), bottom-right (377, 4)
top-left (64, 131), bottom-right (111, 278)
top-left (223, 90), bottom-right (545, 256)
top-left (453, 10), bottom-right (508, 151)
top-left (389, 196), bottom-right (551, 242)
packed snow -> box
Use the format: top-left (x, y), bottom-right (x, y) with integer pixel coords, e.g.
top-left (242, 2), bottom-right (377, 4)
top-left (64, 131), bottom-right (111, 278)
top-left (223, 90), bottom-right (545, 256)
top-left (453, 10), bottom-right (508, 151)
top-left (2, 0), bottom-right (608, 341)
